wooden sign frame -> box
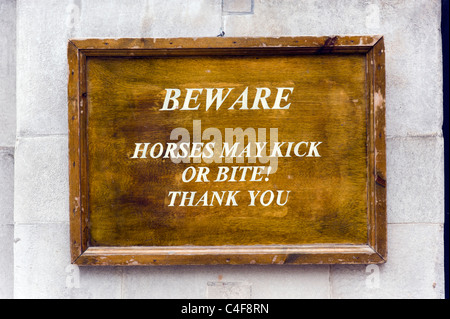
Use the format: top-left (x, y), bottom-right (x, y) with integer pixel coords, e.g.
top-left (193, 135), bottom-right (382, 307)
top-left (68, 36), bottom-right (386, 266)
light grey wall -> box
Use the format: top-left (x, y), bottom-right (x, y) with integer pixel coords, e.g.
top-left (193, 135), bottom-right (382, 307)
top-left (0, 0), bottom-right (15, 300)
top-left (2, 0), bottom-right (445, 299)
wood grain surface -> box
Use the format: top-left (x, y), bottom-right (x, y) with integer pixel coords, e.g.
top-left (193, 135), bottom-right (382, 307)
top-left (68, 36), bottom-right (386, 265)
top-left (86, 54), bottom-right (368, 246)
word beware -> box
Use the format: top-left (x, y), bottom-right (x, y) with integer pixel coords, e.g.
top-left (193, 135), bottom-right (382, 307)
top-left (160, 87), bottom-right (294, 111)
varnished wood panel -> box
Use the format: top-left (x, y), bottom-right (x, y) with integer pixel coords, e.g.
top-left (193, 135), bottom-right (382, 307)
top-left (68, 36), bottom-right (387, 265)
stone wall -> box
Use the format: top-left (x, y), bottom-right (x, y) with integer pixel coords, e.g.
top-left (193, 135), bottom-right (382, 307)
top-left (0, 0), bottom-right (15, 299)
top-left (0, 0), bottom-right (445, 299)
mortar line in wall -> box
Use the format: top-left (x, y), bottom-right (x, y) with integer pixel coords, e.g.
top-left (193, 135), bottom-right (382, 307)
top-left (121, 268), bottom-right (125, 299)
top-left (16, 133), bottom-right (68, 139)
top-left (386, 133), bottom-right (443, 140)
top-left (328, 265), bottom-right (332, 299)
top-left (388, 222), bottom-right (444, 225)
top-left (0, 224), bottom-right (14, 228)
top-left (14, 221), bottom-right (69, 226)
top-left (220, 0), bottom-right (225, 35)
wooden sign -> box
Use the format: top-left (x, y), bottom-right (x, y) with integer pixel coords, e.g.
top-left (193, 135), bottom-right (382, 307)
top-left (68, 36), bottom-right (386, 266)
